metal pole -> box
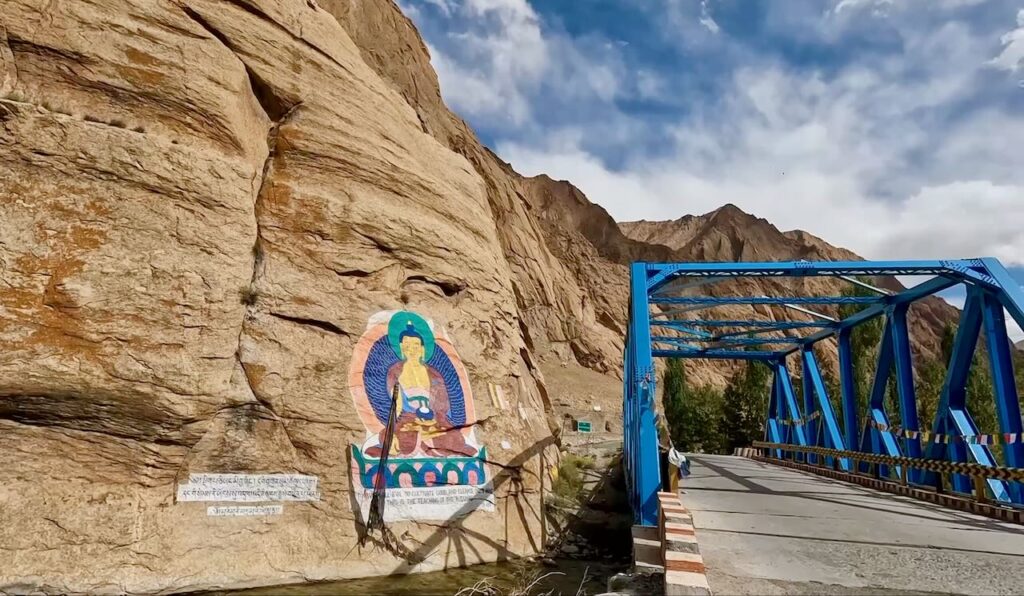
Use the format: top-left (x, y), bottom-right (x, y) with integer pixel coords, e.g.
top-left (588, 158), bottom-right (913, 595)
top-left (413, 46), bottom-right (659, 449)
top-left (974, 475), bottom-right (988, 505)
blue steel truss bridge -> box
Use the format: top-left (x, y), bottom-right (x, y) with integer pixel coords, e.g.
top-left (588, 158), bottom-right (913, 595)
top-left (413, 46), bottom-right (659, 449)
top-left (622, 258), bottom-right (1024, 592)
top-left (622, 259), bottom-right (1024, 593)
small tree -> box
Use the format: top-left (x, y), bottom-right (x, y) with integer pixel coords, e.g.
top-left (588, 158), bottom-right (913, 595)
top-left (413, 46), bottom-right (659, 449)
top-left (915, 358), bottom-right (946, 426)
top-left (663, 358), bottom-right (687, 445)
top-left (839, 282), bottom-right (886, 419)
top-left (685, 384), bottom-right (726, 454)
top-left (662, 359), bottom-right (725, 453)
top-left (721, 361), bottom-right (771, 452)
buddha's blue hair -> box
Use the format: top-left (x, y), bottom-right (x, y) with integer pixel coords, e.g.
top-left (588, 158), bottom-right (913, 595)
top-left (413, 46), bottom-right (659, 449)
top-left (399, 322), bottom-right (423, 343)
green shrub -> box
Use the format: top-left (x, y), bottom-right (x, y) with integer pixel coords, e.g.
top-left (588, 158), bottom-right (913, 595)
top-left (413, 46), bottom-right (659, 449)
top-left (551, 454), bottom-right (595, 502)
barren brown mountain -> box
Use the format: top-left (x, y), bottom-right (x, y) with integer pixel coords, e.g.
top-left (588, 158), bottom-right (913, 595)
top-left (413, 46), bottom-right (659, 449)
top-left (0, 0), bottom-right (959, 592)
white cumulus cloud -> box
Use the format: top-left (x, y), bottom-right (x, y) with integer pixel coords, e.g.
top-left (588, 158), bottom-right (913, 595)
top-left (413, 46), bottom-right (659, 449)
top-left (422, 0), bottom-right (625, 126)
top-left (990, 9), bottom-right (1024, 72)
top-left (699, 0), bottom-right (721, 33)
top-left (498, 56), bottom-right (1024, 266)
top-left (404, 0), bottom-right (1024, 291)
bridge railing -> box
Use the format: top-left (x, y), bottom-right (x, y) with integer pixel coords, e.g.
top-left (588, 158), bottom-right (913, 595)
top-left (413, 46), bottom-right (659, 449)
top-left (754, 441), bottom-right (1024, 506)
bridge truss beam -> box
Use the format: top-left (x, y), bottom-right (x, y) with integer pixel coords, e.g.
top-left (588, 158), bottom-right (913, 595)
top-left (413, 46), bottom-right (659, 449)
top-left (624, 259), bottom-right (1024, 526)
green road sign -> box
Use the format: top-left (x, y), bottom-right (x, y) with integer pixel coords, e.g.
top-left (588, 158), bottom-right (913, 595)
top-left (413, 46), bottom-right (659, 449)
top-left (576, 421), bottom-right (592, 433)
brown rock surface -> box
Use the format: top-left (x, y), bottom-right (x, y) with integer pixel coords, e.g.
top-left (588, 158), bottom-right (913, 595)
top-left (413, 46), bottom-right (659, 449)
top-left (1, 1), bottom-right (553, 593)
top-left (0, 0), bottom-right (961, 593)
top-left (323, 1), bottom-right (654, 395)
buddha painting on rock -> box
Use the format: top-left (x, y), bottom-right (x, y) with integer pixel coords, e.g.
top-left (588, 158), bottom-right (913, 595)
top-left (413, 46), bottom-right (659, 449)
top-left (368, 320), bottom-right (477, 457)
top-left (349, 310), bottom-right (482, 467)
top-left (349, 311), bottom-right (493, 518)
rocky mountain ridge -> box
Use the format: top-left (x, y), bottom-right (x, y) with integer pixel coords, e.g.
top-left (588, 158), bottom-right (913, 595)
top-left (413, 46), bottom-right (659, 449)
top-left (621, 203), bottom-right (864, 262)
top-left (618, 206), bottom-right (959, 365)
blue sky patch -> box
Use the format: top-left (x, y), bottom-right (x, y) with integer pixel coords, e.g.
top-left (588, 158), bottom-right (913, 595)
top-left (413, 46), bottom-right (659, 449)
top-left (401, 0), bottom-right (1024, 337)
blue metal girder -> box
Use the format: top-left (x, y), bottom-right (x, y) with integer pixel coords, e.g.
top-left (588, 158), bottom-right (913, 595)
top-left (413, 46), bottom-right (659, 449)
top-left (776, 361), bottom-right (809, 451)
top-left (624, 259), bottom-right (1024, 529)
top-left (773, 369), bottom-right (789, 456)
top-left (651, 336), bottom-right (714, 348)
top-left (982, 257), bottom-right (1024, 336)
top-left (766, 373), bottom-right (784, 458)
top-left (982, 290), bottom-right (1024, 503)
top-left (712, 323), bottom-right (837, 341)
top-left (648, 324), bottom-right (715, 339)
top-left (921, 289), bottom-right (1007, 499)
top-left (945, 259), bottom-right (1000, 290)
top-left (651, 276), bottom-right (728, 297)
top-left (861, 317), bottom-right (902, 476)
top-left (890, 304), bottom-right (925, 484)
top-left (658, 336), bottom-right (806, 347)
top-left (706, 337), bottom-right (806, 347)
top-left (980, 259), bottom-right (1024, 501)
top-left (652, 336), bottom-right (798, 352)
top-left (803, 349), bottom-right (850, 470)
top-left (653, 320), bottom-right (836, 330)
top-left (801, 355), bottom-right (819, 465)
top-left (652, 349), bottom-right (782, 360)
top-left (786, 274), bottom-right (961, 353)
top-left (650, 304), bottom-right (720, 317)
top-left (644, 260), bottom-right (965, 293)
top-left (625, 263), bottom-right (661, 526)
top-left (837, 329), bottom-right (859, 458)
top-left (652, 296), bottom-right (880, 306)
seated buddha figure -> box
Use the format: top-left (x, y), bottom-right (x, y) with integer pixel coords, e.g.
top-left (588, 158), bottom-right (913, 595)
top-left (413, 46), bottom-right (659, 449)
top-left (365, 323), bottom-right (476, 458)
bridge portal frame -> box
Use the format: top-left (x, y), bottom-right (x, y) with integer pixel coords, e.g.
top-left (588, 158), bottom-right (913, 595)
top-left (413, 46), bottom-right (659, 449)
top-left (624, 258), bottom-right (1024, 526)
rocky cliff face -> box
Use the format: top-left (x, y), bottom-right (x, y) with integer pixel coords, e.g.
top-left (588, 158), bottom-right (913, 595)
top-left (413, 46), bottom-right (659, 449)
top-left (0, 0), bottom-right (960, 593)
top-left (0, 1), bottom-right (556, 593)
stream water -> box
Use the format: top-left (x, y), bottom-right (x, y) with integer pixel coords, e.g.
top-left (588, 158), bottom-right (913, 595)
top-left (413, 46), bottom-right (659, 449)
top-left (212, 559), bottom-right (626, 596)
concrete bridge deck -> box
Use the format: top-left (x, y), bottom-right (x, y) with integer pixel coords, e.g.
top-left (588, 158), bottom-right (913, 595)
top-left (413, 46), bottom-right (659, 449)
top-left (682, 455), bottom-right (1024, 595)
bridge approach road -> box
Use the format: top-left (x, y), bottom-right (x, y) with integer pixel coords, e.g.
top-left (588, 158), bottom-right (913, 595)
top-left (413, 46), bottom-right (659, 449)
top-left (682, 455), bottom-right (1024, 594)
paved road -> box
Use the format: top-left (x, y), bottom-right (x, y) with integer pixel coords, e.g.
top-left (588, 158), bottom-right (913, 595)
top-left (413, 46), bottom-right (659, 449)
top-left (682, 455), bottom-right (1024, 595)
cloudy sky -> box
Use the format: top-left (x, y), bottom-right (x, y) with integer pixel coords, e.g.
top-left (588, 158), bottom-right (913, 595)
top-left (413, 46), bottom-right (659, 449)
top-left (400, 0), bottom-right (1024, 339)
